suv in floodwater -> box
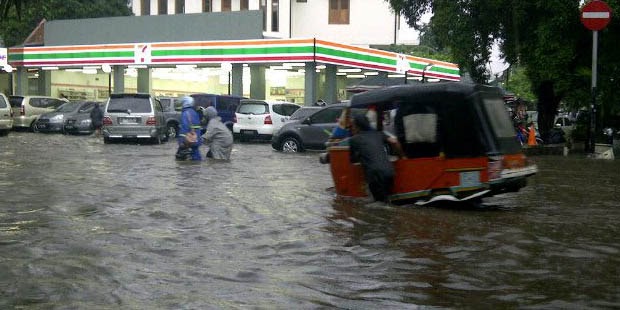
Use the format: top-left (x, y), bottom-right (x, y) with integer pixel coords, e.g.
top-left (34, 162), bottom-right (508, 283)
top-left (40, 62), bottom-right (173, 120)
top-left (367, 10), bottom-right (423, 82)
top-left (102, 93), bottom-right (169, 144)
top-left (159, 96), bottom-right (182, 138)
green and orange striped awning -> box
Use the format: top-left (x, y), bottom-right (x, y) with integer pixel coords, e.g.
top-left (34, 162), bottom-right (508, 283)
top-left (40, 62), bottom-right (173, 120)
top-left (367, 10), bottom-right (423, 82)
top-left (8, 38), bottom-right (459, 81)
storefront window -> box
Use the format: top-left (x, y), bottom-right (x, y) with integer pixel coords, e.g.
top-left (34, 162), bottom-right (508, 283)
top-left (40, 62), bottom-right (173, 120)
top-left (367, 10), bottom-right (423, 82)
top-left (329, 0), bottom-right (349, 24)
top-left (271, 0), bottom-right (279, 32)
top-left (158, 0), bottom-right (167, 15)
top-left (175, 0), bottom-right (184, 14)
top-left (222, 0), bottom-right (231, 11)
top-left (141, 0), bottom-right (150, 15)
top-left (203, 0), bottom-right (212, 12)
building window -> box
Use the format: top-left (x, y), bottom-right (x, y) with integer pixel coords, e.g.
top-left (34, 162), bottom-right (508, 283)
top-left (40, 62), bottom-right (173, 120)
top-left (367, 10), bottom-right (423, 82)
top-left (175, 0), bottom-right (184, 13)
top-left (240, 0), bottom-right (249, 10)
top-left (141, 0), bottom-right (150, 15)
top-left (221, 0), bottom-right (231, 11)
top-left (328, 0), bottom-right (349, 24)
top-left (271, 0), bottom-right (279, 31)
top-left (158, 0), bottom-right (167, 14)
top-left (260, 0), bottom-right (266, 31)
top-left (203, 0), bottom-right (211, 12)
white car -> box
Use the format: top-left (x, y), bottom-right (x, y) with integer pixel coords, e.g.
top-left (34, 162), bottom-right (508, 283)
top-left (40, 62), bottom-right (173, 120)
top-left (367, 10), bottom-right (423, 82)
top-left (233, 99), bottom-right (300, 141)
top-left (0, 93), bottom-right (13, 136)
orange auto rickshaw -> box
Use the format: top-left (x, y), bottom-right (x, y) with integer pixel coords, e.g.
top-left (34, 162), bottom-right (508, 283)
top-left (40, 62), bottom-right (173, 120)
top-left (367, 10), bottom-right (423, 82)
top-left (325, 82), bottom-right (537, 204)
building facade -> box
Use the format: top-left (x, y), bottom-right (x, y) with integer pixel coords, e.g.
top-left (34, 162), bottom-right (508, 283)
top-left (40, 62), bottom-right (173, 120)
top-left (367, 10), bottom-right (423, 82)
top-left (131, 0), bottom-right (417, 46)
top-left (4, 2), bottom-right (457, 104)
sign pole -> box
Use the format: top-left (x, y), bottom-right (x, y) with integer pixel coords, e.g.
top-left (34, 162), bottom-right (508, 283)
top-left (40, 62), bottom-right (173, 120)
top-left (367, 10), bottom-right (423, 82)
top-left (588, 31), bottom-right (598, 154)
top-left (580, 0), bottom-right (612, 154)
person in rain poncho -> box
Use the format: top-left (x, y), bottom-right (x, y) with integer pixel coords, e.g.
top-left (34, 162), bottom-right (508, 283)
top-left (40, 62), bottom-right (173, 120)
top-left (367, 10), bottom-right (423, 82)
top-left (177, 96), bottom-right (202, 161)
top-left (202, 106), bottom-right (233, 160)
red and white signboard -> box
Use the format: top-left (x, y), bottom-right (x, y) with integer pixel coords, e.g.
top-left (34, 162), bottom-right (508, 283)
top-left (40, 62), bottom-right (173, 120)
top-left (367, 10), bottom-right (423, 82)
top-left (581, 0), bottom-right (612, 31)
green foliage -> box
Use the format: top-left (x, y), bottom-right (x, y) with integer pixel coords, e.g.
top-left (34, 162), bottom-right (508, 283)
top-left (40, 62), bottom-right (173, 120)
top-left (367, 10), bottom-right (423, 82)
top-left (503, 66), bottom-right (535, 102)
top-left (386, 0), bottom-right (620, 141)
top-left (0, 0), bottom-right (132, 47)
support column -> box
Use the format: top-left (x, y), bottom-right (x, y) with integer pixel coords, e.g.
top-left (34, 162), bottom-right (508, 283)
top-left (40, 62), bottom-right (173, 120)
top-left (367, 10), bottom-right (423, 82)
top-left (137, 67), bottom-right (152, 94)
top-left (231, 63), bottom-right (243, 97)
top-left (325, 64), bottom-right (337, 104)
top-left (304, 62), bottom-right (317, 106)
top-left (37, 69), bottom-right (51, 96)
top-left (15, 67), bottom-right (28, 96)
top-left (113, 65), bottom-right (125, 94)
top-left (250, 64), bottom-right (265, 100)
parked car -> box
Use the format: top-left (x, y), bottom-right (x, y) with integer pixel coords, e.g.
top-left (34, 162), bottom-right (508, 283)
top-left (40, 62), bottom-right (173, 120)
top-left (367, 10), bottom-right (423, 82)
top-left (159, 96), bottom-right (182, 137)
top-left (34, 101), bottom-right (97, 133)
top-left (554, 114), bottom-right (575, 138)
top-left (271, 104), bottom-right (366, 152)
top-left (102, 93), bottom-right (168, 144)
top-left (0, 93), bottom-right (13, 136)
top-left (190, 93), bottom-right (245, 131)
top-left (233, 99), bottom-right (300, 141)
top-left (9, 95), bottom-right (69, 131)
top-left (63, 101), bottom-right (102, 135)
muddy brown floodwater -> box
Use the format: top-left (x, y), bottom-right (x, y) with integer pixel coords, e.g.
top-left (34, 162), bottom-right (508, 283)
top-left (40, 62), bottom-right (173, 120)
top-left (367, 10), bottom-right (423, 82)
top-left (1, 132), bottom-right (619, 309)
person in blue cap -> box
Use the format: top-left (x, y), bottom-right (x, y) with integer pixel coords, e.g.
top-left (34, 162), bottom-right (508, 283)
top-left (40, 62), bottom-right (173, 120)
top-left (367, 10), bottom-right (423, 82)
top-left (176, 96), bottom-right (202, 161)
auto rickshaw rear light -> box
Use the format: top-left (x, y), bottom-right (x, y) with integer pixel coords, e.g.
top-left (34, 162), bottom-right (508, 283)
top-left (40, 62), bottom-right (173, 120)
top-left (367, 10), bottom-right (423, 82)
top-left (146, 116), bottom-right (157, 125)
top-left (488, 156), bottom-right (503, 180)
top-left (264, 115), bottom-right (272, 124)
top-left (103, 116), bottom-right (112, 125)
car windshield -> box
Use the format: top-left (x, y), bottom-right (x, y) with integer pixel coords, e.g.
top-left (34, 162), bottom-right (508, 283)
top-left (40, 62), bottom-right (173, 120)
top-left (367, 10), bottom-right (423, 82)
top-left (9, 96), bottom-right (24, 108)
top-left (238, 103), bottom-right (268, 115)
top-left (107, 97), bottom-right (152, 113)
top-left (55, 102), bottom-right (79, 113)
top-left (0, 96), bottom-right (7, 108)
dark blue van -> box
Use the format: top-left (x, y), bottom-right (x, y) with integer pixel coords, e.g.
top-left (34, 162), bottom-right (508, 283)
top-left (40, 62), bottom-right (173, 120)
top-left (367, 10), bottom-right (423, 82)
top-left (190, 93), bottom-right (246, 131)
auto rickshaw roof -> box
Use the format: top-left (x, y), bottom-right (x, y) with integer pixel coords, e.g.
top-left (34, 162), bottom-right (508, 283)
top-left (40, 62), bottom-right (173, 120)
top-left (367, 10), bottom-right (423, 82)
top-left (349, 82), bottom-right (501, 110)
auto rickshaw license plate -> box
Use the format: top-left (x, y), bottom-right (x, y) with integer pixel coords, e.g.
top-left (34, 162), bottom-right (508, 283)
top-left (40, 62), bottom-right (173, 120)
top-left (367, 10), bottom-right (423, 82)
top-left (460, 171), bottom-right (481, 187)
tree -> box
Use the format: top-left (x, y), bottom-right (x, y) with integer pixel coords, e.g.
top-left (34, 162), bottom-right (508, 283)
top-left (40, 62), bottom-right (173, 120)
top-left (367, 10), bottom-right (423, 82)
top-left (0, 0), bottom-right (132, 47)
top-left (386, 0), bottom-right (620, 144)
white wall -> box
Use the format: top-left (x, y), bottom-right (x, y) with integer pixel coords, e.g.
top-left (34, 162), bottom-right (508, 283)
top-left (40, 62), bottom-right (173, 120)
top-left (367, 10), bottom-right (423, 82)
top-left (130, 0), bottom-right (418, 45)
top-left (291, 0), bottom-right (397, 46)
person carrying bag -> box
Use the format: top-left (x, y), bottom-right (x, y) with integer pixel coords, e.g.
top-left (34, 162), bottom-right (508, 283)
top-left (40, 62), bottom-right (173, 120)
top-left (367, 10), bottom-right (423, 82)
top-left (176, 96), bottom-right (202, 161)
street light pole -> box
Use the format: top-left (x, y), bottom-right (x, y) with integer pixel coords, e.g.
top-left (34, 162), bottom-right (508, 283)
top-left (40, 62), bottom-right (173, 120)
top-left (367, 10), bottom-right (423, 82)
top-left (422, 63), bottom-right (433, 83)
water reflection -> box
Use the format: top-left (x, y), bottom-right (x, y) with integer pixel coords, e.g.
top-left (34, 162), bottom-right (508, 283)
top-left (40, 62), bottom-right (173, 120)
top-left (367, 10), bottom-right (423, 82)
top-left (0, 132), bottom-right (619, 308)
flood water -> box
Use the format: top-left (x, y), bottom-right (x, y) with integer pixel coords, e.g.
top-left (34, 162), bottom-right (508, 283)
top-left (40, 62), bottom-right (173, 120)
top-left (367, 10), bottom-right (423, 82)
top-left (1, 132), bottom-right (619, 309)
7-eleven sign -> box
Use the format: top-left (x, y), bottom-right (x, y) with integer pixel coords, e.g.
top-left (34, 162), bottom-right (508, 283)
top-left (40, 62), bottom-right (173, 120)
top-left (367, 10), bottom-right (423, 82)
top-left (134, 44), bottom-right (152, 64)
top-left (0, 48), bottom-right (7, 66)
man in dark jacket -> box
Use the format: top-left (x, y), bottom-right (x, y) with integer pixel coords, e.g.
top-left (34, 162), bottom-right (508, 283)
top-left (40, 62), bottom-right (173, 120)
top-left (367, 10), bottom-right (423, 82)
top-left (89, 103), bottom-right (104, 138)
top-left (349, 114), bottom-right (404, 202)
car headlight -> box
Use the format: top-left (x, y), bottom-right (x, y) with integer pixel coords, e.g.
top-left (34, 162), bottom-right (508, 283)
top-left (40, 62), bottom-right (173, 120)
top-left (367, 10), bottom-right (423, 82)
top-left (50, 115), bottom-right (64, 123)
top-left (80, 119), bottom-right (92, 124)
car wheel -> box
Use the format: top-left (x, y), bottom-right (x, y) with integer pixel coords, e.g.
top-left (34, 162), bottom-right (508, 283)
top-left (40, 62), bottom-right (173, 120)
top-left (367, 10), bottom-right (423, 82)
top-left (167, 123), bottom-right (178, 138)
top-left (103, 136), bottom-right (111, 144)
top-left (30, 122), bottom-right (39, 133)
top-left (281, 136), bottom-right (302, 153)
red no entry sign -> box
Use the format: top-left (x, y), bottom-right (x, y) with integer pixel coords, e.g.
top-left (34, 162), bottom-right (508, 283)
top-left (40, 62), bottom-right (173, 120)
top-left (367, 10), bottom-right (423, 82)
top-left (581, 0), bottom-right (612, 31)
